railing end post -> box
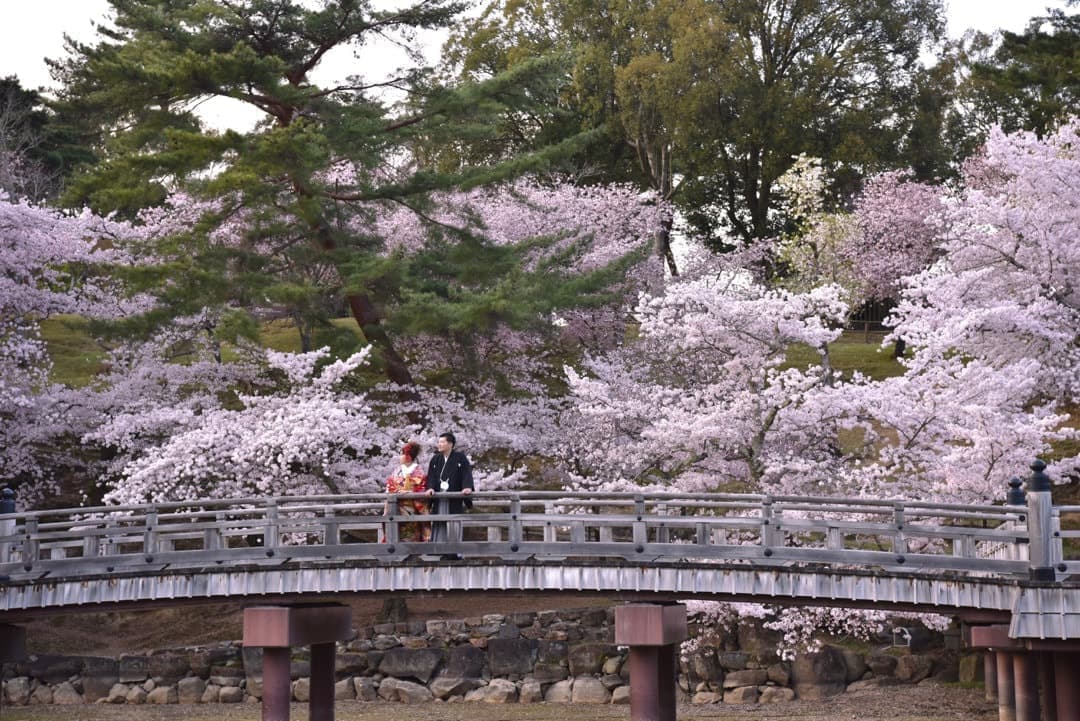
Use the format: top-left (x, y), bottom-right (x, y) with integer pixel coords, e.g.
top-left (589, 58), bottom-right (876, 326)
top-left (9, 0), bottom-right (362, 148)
top-left (1006, 477), bottom-right (1026, 507)
top-left (1024, 458), bottom-right (1055, 582)
top-left (0, 486), bottom-right (15, 515)
top-left (1026, 459), bottom-right (1051, 493)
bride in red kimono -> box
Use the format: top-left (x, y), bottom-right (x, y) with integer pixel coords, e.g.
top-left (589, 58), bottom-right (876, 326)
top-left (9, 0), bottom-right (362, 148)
top-left (384, 441), bottom-right (431, 542)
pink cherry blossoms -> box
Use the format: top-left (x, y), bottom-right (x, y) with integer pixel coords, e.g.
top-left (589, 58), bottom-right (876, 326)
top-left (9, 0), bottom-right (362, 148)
top-left (101, 346), bottom-right (390, 504)
top-left (0, 193), bottom-right (137, 491)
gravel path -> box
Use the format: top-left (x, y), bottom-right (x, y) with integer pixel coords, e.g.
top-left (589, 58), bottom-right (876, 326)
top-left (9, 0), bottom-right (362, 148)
top-left (0, 683), bottom-right (997, 721)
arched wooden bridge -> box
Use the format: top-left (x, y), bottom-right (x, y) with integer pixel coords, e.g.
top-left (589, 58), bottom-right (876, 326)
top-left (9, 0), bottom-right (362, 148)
top-left (0, 488), bottom-right (1076, 628)
top-left (1, 483), bottom-right (1078, 721)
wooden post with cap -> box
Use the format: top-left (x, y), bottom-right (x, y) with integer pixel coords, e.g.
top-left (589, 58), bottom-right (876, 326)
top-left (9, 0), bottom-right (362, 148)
top-left (1026, 459), bottom-right (1055, 582)
top-left (615, 604), bottom-right (687, 721)
top-left (243, 604), bottom-right (352, 721)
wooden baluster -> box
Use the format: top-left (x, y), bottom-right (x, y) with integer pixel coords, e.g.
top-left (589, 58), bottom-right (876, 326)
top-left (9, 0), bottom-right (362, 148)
top-left (571, 521), bottom-right (585, 545)
top-left (143, 510), bottom-right (159, 559)
top-left (633, 495), bottom-right (647, 548)
top-left (656, 503), bottom-right (670, 544)
top-left (102, 518), bottom-right (116, 558)
top-left (893, 504), bottom-right (908, 555)
top-left (508, 497), bottom-right (522, 546)
top-left (323, 508), bottom-right (339, 546)
top-left (205, 512), bottom-right (224, 551)
top-left (264, 501), bottom-right (280, 550)
top-left (22, 517), bottom-right (38, 568)
top-left (1050, 508), bottom-right (1063, 569)
top-left (0, 488), bottom-right (15, 564)
top-left (761, 497), bottom-right (778, 548)
top-left (544, 502), bottom-right (556, 543)
top-left (953, 534), bottom-right (973, 558)
top-left (82, 530), bottom-right (100, 558)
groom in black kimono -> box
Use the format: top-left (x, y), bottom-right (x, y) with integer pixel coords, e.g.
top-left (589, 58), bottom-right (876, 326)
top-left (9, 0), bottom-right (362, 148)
top-left (425, 432), bottom-right (473, 554)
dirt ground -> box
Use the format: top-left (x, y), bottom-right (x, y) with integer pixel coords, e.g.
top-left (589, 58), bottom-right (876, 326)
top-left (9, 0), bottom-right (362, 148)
top-left (0, 683), bottom-right (997, 721)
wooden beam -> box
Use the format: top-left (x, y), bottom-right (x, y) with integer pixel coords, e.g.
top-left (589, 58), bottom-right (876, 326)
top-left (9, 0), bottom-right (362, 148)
top-left (615, 604), bottom-right (687, 646)
top-left (243, 604), bottom-right (352, 648)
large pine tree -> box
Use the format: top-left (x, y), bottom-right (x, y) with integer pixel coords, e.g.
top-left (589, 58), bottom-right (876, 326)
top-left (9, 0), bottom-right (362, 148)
top-left (50, 0), bottom-right (599, 386)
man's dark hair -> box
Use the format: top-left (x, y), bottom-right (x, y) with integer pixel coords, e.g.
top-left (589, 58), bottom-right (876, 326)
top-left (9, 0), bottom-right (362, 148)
top-left (439, 432), bottom-right (456, 447)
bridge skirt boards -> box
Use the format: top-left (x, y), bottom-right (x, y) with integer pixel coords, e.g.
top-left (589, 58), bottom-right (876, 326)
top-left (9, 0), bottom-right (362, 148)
top-left (614, 603), bottom-right (687, 721)
top-left (971, 624), bottom-right (1080, 721)
top-left (243, 604), bottom-right (352, 721)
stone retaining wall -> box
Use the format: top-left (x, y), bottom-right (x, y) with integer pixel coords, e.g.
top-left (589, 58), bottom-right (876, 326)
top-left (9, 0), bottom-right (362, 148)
top-left (1, 607), bottom-right (970, 707)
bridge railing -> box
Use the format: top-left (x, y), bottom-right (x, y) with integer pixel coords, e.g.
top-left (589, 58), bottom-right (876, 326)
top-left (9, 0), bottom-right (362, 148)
top-left (1052, 505), bottom-right (1079, 575)
top-left (0, 491), bottom-right (1036, 582)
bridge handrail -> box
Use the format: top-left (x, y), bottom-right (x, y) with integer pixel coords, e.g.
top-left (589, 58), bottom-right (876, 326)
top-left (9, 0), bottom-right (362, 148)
top-left (0, 490), bottom-right (1050, 586)
top-left (0, 491), bottom-right (1032, 521)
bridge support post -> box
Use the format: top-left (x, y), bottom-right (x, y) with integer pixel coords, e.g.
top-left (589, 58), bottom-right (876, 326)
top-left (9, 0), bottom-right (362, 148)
top-left (243, 604), bottom-right (352, 721)
top-left (615, 604), bottom-right (687, 721)
top-left (1013, 652), bottom-right (1039, 721)
top-left (262, 647), bottom-right (291, 721)
top-left (997, 651), bottom-right (1016, 721)
top-left (1039, 653), bottom-right (1057, 721)
top-left (1054, 653), bottom-right (1080, 721)
top-left (310, 642), bottom-right (335, 721)
top-left (985, 652), bottom-right (998, 702)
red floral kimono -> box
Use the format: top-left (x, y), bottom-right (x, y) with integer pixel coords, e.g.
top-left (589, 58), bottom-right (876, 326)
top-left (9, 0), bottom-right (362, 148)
top-left (386, 463), bottom-right (431, 542)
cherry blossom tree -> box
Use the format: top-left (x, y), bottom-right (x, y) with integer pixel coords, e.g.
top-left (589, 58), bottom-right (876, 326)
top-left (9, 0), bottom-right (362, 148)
top-left (100, 345), bottom-right (391, 505)
top-left (862, 120), bottom-right (1080, 489)
top-left (0, 192), bottom-right (134, 497)
top-left (841, 172), bottom-right (944, 305)
top-left (775, 162), bottom-right (944, 313)
top-left (890, 122), bottom-right (1080, 406)
top-left (563, 262), bottom-right (850, 493)
top-left (49, 179), bottom-right (667, 502)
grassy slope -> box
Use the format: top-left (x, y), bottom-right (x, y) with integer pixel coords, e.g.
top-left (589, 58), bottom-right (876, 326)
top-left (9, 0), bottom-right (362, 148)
top-left (38, 317), bottom-right (1078, 470)
top-left (38, 316), bottom-right (366, 387)
top-left (783, 330), bottom-right (905, 381)
top-left (42, 321), bottom-right (906, 386)
top-left (39, 315), bottom-right (109, 388)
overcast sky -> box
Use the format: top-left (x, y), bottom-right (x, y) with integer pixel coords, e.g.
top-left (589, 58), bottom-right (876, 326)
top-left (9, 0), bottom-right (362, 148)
top-left (0, 1), bottom-right (1071, 118)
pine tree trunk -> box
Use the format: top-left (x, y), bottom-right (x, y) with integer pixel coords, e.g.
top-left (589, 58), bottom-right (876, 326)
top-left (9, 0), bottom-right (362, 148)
top-left (294, 314), bottom-right (313, 353)
top-left (654, 216), bottom-right (678, 276)
top-left (346, 294), bottom-right (417, 390)
top-left (304, 209), bottom-right (417, 392)
top-left (376, 596), bottom-right (409, 624)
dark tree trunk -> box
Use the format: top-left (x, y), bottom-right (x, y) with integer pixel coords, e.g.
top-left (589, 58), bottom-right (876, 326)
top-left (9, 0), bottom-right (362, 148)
top-left (654, 216), bottom-right (678, 276)
top-left (346, 294), bottom-right (417, 392)
top-left (376, 596), bottom-right (409, 624)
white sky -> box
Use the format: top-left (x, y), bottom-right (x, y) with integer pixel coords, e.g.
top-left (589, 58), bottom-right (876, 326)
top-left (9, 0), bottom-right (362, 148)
top-left (0, 0), bottom-right (1072, 128)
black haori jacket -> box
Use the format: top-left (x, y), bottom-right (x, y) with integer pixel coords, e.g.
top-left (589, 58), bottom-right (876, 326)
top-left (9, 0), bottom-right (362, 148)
top-left (426, 450), bottom-right (475, 513)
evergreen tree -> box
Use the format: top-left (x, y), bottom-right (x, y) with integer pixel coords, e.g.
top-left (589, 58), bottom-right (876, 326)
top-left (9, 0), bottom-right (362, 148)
top-left (444, 0), bottom-right (948, 252)
top-left (964, 3), bottom-right (1080, 138)
top-left (49, 0), bottom-right (600, 386)
top-left (0, 76), bottom-right (93, 201)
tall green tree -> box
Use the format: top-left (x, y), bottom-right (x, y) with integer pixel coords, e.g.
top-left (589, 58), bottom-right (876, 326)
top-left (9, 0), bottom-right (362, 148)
top-left (50, 0), bottom-right (593, 386)
top-left (445, 0), bottom-right (947, 253)
top-left (0, 76), bottom-right (94, 201)
top-left (960, 3), bottom-right (1080, 139)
